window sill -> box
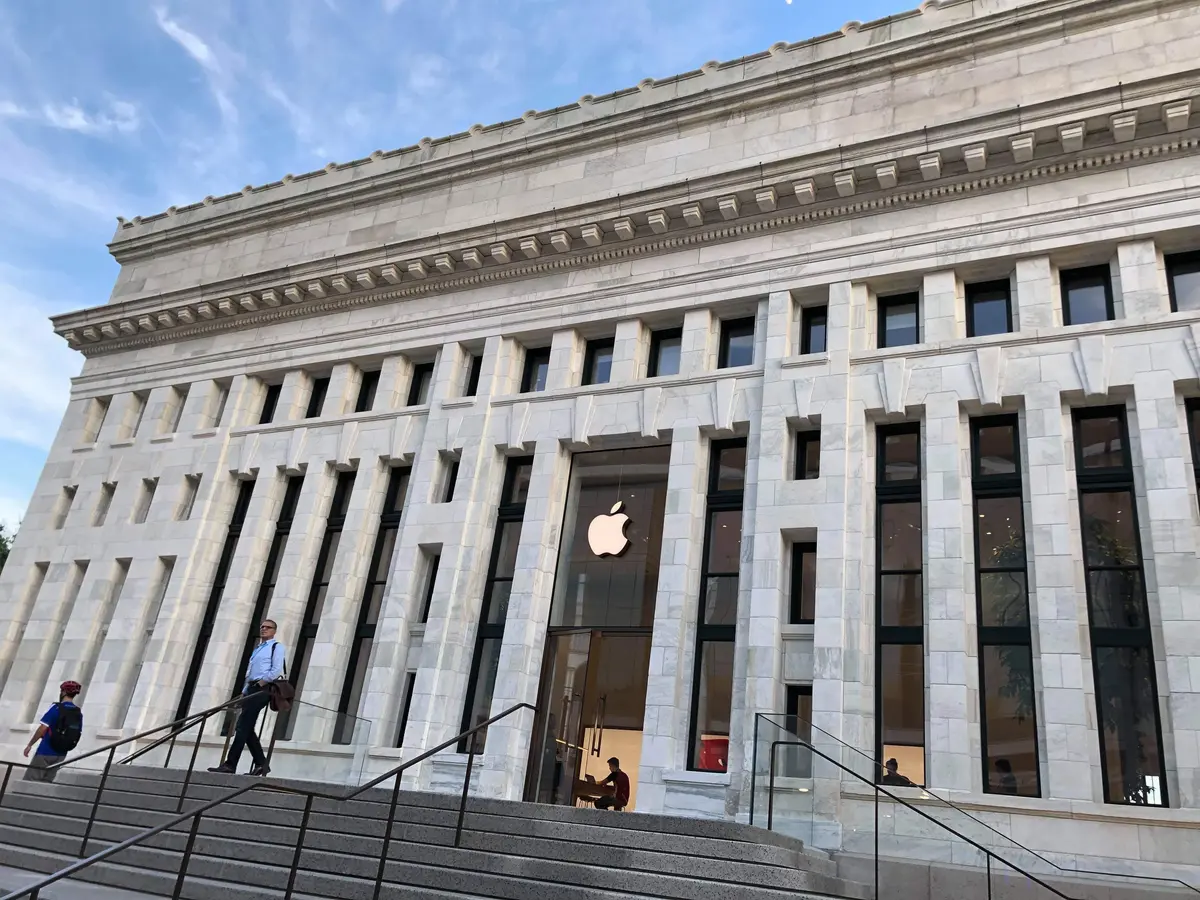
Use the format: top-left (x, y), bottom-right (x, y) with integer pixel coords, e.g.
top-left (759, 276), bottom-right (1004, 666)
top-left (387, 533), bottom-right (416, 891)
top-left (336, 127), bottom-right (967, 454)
top-left (72, 443), bottom-right (96, 454)
top-left (109, 440), bottom-right (135, 449)
top-left (780, 352), bottom-right (830, 370)
top-left (663, 769), bottom-right (731, 787)
top-left (408, 624), bottom-right (426, 638)
top-left (782, 624), bottom-right (815, 638)
top-left (192, 428), bottom-right (218, 439)
top-left (441, 397), bottom-right (476, 409)
top-left (150, 434), bottom-right (175, 444)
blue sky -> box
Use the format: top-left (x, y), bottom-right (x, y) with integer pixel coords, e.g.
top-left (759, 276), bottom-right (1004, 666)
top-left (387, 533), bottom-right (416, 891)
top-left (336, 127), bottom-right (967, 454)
top-left (0, 0), bottom-right (909, 529)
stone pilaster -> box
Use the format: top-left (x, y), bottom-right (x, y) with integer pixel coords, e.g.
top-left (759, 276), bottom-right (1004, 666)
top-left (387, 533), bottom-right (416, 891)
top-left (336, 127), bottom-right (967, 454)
top-left (178, 380), bottom-right (220, 433)
top-left (548, 328), bottom-right (585, 391)
top-left (611, 319), bottom-right (649, 384)
top-left (922, 270), bottom-right (964, 344)
top-left (1117, 240), bottom-right (1171, 319)
top-left (680, 309), bottom-right (716, 377)
top-left (1014, 257), bottom-right (1060, 330)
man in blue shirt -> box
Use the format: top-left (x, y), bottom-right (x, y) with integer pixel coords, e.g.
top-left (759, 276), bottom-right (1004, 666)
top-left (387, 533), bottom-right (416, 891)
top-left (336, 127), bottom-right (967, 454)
top-left (23, 681), bottom-right (83, 783)
top-left (208, 620), bottom-right (286, 776)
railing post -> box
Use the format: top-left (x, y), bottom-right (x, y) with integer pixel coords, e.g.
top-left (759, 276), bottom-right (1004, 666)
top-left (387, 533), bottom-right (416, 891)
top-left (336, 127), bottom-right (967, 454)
top-left (165, 732), bottom-right (178, 769)
top-left (766, 741), bottom-right (778, 832)
top-left (80, 746), bottom-right (116, 857)
top-left (372, 773), bottom-right (402, 900)
top-left (284, 793), bottom-right (314, 900)
top-left (171, 812), bottom-right (203, 900)
top-left (455, 733), bottom-right (477, 849)
top-left (874, 784), bottom-right (879, 900)
top-left (986, 853), bottom-right (993, 900)
top-left (178, 714), bottom-right (208, 814)
top-left (749, 714), bottom-right (759, 827)
top-left (0, 763), bottom-right (12, 808)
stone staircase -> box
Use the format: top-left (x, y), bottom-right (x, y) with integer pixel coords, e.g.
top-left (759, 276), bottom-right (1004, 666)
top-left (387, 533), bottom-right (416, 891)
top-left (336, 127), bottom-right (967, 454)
top-left (0, 765), bottom-right (872, 899)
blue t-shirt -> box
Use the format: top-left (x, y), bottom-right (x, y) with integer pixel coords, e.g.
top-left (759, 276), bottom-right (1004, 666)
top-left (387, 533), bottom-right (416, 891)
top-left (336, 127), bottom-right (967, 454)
top-left (36, 702), bottom-right (80, 757)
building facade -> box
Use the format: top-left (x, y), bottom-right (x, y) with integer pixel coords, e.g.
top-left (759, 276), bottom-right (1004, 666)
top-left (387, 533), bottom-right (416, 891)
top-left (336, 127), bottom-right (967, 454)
top-left (4, 0), bottom-right (1200, 883)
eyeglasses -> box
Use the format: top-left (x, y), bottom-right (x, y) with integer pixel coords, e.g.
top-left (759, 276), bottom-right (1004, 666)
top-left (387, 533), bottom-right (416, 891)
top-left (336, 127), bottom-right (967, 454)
top-left (260, 624), bottom-right (276, 630)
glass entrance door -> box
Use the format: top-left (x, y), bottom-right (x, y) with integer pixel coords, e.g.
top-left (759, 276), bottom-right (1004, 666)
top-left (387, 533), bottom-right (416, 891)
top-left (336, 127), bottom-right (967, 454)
top-left (527, 630), bottom-right (651, 808)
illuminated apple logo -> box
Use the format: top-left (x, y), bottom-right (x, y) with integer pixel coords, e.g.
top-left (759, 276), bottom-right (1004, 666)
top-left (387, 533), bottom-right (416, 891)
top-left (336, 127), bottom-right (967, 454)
top-left (587, 501), bottom-right (631, 558)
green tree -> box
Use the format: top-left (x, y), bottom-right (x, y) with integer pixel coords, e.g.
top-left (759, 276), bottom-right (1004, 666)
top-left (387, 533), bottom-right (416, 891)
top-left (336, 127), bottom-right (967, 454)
top-left (0, 522), bottom-right (13, 575)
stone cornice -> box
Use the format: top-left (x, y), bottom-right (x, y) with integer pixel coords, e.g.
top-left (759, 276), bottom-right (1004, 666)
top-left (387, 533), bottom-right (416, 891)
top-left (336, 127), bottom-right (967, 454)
top-left (56, 93), bottom-right (1200, 358)
top-left (103, 0), bottom-right (1181, 260)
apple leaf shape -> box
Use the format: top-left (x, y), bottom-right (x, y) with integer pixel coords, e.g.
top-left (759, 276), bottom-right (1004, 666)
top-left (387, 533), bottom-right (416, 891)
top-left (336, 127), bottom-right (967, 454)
top-left (610, 502), bottom-right (623, 514)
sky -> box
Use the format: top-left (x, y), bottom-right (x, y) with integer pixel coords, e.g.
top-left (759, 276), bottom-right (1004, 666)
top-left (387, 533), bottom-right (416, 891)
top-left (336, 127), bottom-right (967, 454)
top-left (0, 0), bottom-right (909, 530)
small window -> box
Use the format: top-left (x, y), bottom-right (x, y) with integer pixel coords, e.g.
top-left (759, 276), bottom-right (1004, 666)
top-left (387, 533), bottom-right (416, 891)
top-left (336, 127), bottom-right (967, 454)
top-left (439, 459), bottom-right (460, 503)
top-left (1061, 265), bottom-right (1114, 325)
top-left (93, 482), bottom-right (116, 527)
top-left (718, 317), bottom-right (756, 368)
top-left (880, 426), bottom-right (921, 482)
top-left (1167, 251), bottom-right (1200, 313)
top-left (582, 339), bottom-right (614, 386)
top-left (786, 684), bottom-right (814, 746)
top-left (305, 376), bottom-right (330, 419)
top-left (520, 348), bottom-right (551, 393)
top-left (789, 543), bottom-right (817, 624)
top-left (973, 421), bottom-right (1019, 478)
top-left (711, 441), bottom-right (748, 493)
top-left (420, 551), bottom-right (441, 623)
top-left (1076, 412), bottom-right (1128, 470)
top-left (259, 383), bottom-right (282, 425)
top-left (166, 385), bottom-right (189, 434)
top-left (407, 363), bottom-right (435, 406)
top-left (800, 306), bottom-right (827, 355)
top-left (395, 672), bottom-right (417, 747)
top-left (128, 392), bottom-right (149, 439)
top-left (132, 478), bottom-right (158, 525)
top-left (648, 328), bottom-right (682, 378)
top-left (966, 280), bottom-right (1012, 338)
top-left (502, 458), bottom-right (534, 506)
top-left (177, 475), bottom-right (201, 521)
top-left (84, 396), bottom-right (111, 443)
top-left (464, 355), bottom-right (483, 397)
top-left (54, 485), bottom-right (77, 530)
top-left (878, 294), bottom-right (919, 348)
top-left (794, 432), bottom-right (820, 480)
top-left (356, 370), bottom-right (381, 413)
top-left (210, 382), bottom-right (230, 428)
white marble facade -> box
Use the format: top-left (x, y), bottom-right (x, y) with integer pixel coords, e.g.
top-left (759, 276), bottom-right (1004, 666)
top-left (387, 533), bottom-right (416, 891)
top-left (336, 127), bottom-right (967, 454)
top-left (5, 0), bottom-right (1200, 882)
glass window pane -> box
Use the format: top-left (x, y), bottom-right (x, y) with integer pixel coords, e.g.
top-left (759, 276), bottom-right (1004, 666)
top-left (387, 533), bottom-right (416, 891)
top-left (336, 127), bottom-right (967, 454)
top-left (506, 462), bottom-right (532, 505)
top-left (1065, 275), bottom-right (1110, 324)
top-left (1078, 415), bottom-right (1126, 469)
top-left (364, 583), bottom-right (387, 625)
top-left (969, 288), bottom-right (1010, 337)
top-left (654, 336), bottom-right (681, 377)
top-left (1172, 263), bottom-right (1200, 312)
top-left (882, 431), bottom-right (920, 481)
top-left (372, 527), bottom-right (398, 581)
top-left (1094, 646), bottom-right (1165, 805)
top-left (693, 641), bottom-right (734, 772)
top-left (879, 644), bottom-right (925, 786)
top-left (532, 359), bottom-right (549, 391)
top-left (317, 532), bottom-right (342, 583)
top-left (880, 573), bottom-right (923, 627)
top-left (880, 502), bottom-right (922, 570)
top-left (493, 521), bottom-right (523, 577)
top-left (882, 301), bottom-right (918, 347)
top-left (703, 575), bottom-right (739, 626)
top-left (723, 328), bottom-right (754, 367)
top-left (706, 510), bottom-right (743, 573)
top-left (976, 497), bottom-right (1025, 567)
top-left (386, 471), bottom-right (409, 514)
top-left (333, 636), bottom-right (372, 745)
top-left (587, 346), bottom-right (613, 385)
top-left (981, 645), bottom-right (1039, 796)
top-left (798, 435), bottom-right (820, 480)
top-left (975, 423), bottom-right (1017, 476)
top-left (978, 572), bottom-right (1029, 627)
top-left (791, 547), bottom-right (816, 624)
top-left (309, 584), bottom-right (329, 624)
top-left (1080, 491), bottom-right (1139, 566)
top-left (463, 638), bottom-right (503, 751)
top-left (804, 309), bottom-right (827, 354)
top-left (714, 445), bottom-right (747, 492)
top-left (1087, 570), bottom-right (1148, 630)
top-left (485, 579), bottom-right (513, 625)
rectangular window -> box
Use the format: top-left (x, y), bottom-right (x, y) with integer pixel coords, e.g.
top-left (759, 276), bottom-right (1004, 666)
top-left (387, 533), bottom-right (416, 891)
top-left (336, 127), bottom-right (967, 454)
top-left (794, 431), bottom-right (820, 480)
top-left (176, 475), bottom-right (202, 521)
top-left (971, 416), bottom-right (1040, 797)
top-left (648, 328), bottom-right (682, 378)
top-left (165, 385), bottom-right (189, 434)
top-left (464, 354), bottom-right (483, 397)
top-left (176, 479), bottom-right (256, 720)
top-left (966, 280), bottom-right (1013, 338)
top-left (878, 294), bottom-right (920, 348)
top-left (210, 381), bottom-right (230, 428)
top-left (83, 396), bottom-right (110, 443)
top-left (461, 457), bottom-right (533, 750)
top-left (876, 423), bottom-right (925, 787)
top-left (408, 363), bottom-right (435, 406)
top-left (355, 369), bottom-right (381, 413)
top-left (93, 482), bottom-right (116, 527)
top-left (438, 458), bottom-right (460, 503)
top-left (1187, 399), bottom-right (1200, 506)
top-left (394, 672), bottom-right (417, 748)
top-left (789, 543), bottom-right (817, 624)
top-left (127, 392), bottom-right (149, 439)
top-left (784, 684), bottom-right (814, 777)
top-left (520, 348), bottom-right (551, 393)
top-left (334, 467), bottom-right (409, 743)
top-left (583, 338), bottom-right (615, 386)
top-left (420, 550), bottom-right (441, 623)
top-left (131, 478), bottom-right (157, 525)
top-left (259, 383), bottom-right (283, 425)
top-left (689, 438), bottom-right (746, 772)
top-left (53, 485), bottom-right (77, 530)
top-left (800, 306), bottom-right (828, 355)
top-left (1061, 265), bottom-right (1114, 326)
top-left (305, 375), bottom-right (330, 419)
top-left (1072, 407), bottom-right (1166, 806)
top-left (718, 317), bottom-right (756, 368)
top-left (1167, 251), bottom-right (1200, 313)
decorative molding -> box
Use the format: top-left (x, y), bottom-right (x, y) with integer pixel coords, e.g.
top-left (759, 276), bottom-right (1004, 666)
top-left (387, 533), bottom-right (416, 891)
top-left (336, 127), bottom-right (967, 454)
top-left (1072, 333), bottom-right (1110, 397)
top-left (640, 386), bottom-right (663, 439)
top-left (971, 346), bottom-right (1006, 407)
top-left (879, 357), bottom-right (911, 415)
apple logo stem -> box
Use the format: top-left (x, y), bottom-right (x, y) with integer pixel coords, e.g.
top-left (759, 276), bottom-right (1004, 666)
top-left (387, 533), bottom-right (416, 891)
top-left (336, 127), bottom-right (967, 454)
top-left (588, 501), bottom-right (632, 558)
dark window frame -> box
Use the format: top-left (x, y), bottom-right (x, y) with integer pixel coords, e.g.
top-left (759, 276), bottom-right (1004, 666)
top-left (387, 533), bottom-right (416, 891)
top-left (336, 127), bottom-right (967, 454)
top-left (355, 370), bottom-right (381, 413)
top-left (420, 551), bottom-right (442, 624)
top-left (794, 431), bottom-right (821, 480)
top-left (970, 415), bottom-right (1042, 797)
top-left (1061, 265), bottom-right (1115, 326)
top-left (688, 438), bottom-right (746, 771)
top-left (1166, 250), bottom-right (1200, 313)
top-left (441, 459), bottom-right (460, 503)
top-left (875, 422), bottom-right (925, 784)
top-left (582, 338), bottom-right (615, 386)
top-left (305, 376), bottom-right (331, 419)
top-left (800, 306), bottom-right (828, 355)
top-left (789, 542), bottom-right (817, 625)
top-left (407, 363), bottom-right (435, 406)
top-left (1071, 406), bottom-right (1168, 806)
top-left (877, 293), bottom-right (920, 349)
top-left (647, 327), bottom-right (683, 378)
top-left (965, 279), bottom-right (1014, 338)
top-left (464, 354), bottom-right (483, 397)
top-left (1186, 399), bottom-right (1200, 506)
top-left (717, 317), bottom-right (756, 369)
top-left (394, 671), bottom-right (417, 748)
top-left (520, 347), bottom-right (552, 393)
top-left (259, 383), bottom-right (283, 425)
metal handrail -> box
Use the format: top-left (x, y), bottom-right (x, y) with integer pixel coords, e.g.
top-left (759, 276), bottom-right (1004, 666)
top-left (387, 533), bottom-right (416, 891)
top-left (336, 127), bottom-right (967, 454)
top-left (769, 739), bottom-right (1073, 900)
top-left (754, 712), bottom-right (1200, 896)
top-left (0, 702), bottom-right (535, 900)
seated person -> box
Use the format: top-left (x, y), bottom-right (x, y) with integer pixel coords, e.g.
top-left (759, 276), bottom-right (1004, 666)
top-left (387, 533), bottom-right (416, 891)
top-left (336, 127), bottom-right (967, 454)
top-left (880, 757), bottom-right (915, 787)
top-left (594, 757), bottom-right (630, 811)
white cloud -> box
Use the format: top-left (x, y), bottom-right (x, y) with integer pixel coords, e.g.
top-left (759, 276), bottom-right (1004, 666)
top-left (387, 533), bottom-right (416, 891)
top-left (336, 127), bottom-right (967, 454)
top-left (41, 99), bottom-right (140, 135)
top-left (154, 7), bottom-right (219, 73)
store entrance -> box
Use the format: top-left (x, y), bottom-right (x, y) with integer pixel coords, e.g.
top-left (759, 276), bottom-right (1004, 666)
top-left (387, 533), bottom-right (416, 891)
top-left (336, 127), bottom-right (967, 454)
top-left (527, 629), bottom-right (651, 809)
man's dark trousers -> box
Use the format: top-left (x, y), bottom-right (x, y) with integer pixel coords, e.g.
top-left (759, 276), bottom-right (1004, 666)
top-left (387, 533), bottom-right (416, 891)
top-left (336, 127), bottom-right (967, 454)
top-left (227, 687), bottom-right (271, 771)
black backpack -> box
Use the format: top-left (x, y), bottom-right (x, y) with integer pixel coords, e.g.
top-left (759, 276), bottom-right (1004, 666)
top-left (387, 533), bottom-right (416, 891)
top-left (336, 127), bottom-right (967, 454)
top-left (48, 703), bottom-right (83, 754)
